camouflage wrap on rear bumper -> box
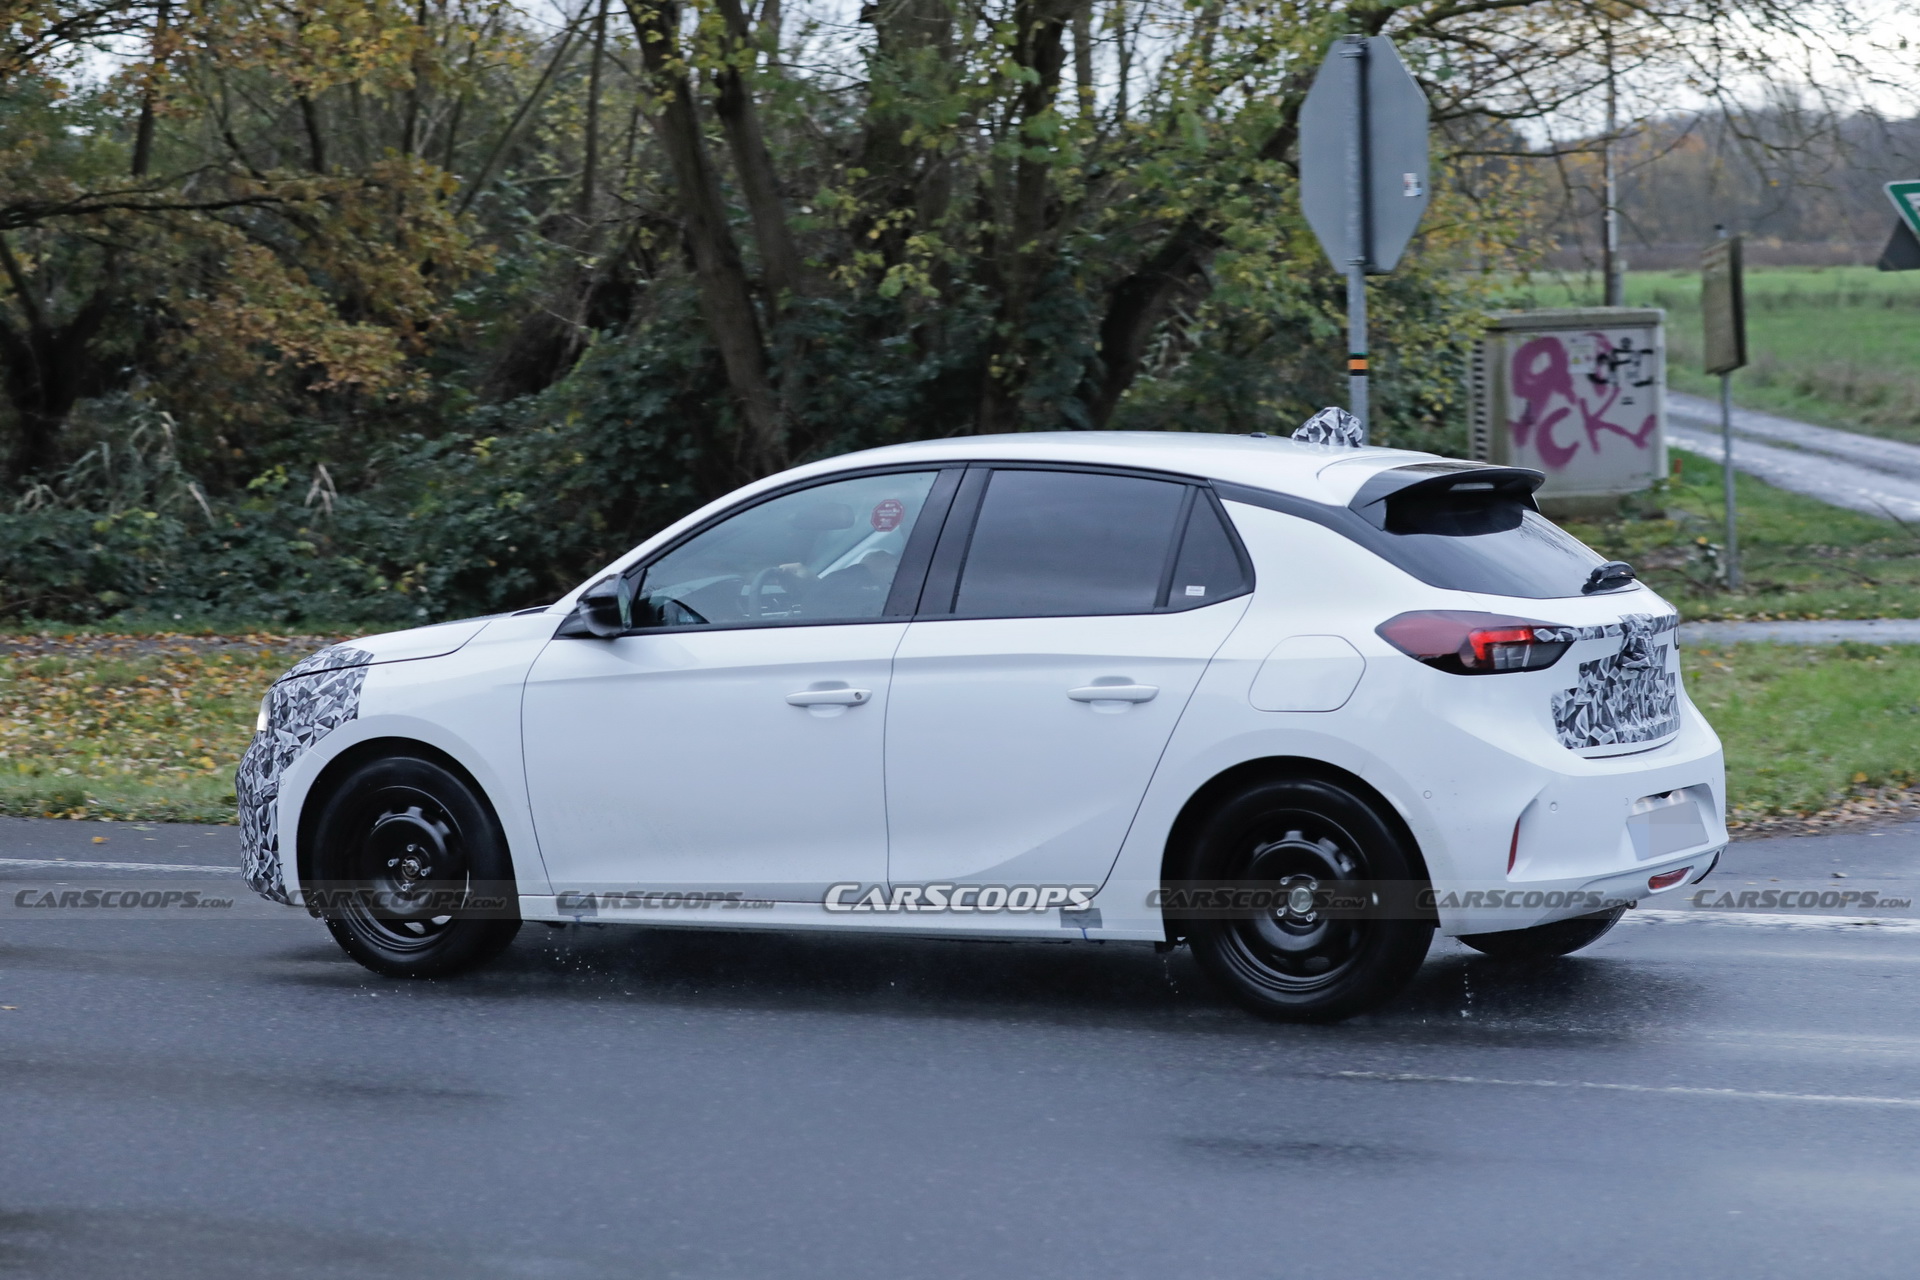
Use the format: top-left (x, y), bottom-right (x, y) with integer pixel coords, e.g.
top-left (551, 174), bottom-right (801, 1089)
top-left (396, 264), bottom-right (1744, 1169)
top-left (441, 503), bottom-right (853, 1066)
top-left (236, 647), bottom-right (374, 902)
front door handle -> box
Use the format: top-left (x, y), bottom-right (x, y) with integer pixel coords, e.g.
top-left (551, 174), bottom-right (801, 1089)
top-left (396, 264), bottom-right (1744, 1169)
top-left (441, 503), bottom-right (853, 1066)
top-left (786, 688), bottom-right (872, 707)
top-left (1067, 684), bottom-right (1158, 704)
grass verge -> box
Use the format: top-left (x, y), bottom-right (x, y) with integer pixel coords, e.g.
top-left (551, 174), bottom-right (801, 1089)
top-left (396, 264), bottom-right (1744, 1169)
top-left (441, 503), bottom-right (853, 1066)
top-left (0, 630), bottom-right (1913, 829)
top-left (0, 635), bottom-right (327, 823)
top-left (1686, 642), bottom-right (1920, 823)
top-left (1560, 449), bottom-right (1920, 621)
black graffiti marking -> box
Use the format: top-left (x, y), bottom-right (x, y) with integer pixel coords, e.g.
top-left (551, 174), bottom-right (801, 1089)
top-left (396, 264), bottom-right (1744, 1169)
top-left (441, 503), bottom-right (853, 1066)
top-left (1550, 613), bottom-right (1681, 749)
top-left (235, 647), bottom-right (374, 903)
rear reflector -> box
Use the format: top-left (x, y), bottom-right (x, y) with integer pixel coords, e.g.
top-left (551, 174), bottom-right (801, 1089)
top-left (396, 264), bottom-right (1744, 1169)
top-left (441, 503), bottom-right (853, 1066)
top-left (1647, 867), bottom-right (1692, 892)
top-left (1507, 818), bottom-right (1521, 874)
top-left (1377, 610), bottom-right (1572, 676)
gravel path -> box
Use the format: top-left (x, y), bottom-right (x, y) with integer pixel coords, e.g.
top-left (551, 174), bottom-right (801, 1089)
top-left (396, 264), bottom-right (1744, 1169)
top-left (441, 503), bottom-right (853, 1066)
top-left (1666, 390), bottom-right (1920, 524)
top-left (1679, 618), bottom-right (1920, 645)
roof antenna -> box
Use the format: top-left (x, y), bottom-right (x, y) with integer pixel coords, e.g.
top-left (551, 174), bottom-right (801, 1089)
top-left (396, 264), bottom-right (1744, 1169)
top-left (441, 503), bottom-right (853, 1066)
top-left (1292, 406), bottom-right (1365, 447)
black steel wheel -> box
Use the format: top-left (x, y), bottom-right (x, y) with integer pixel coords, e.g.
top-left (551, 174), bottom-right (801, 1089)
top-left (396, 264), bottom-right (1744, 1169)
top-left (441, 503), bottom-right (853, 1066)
top-left (311, 755), bottom-right (521, 978)
top-left (1458, 906), bottom-right (1626, 960)
top-left (1181, 777), bottom-right (1433, 1022)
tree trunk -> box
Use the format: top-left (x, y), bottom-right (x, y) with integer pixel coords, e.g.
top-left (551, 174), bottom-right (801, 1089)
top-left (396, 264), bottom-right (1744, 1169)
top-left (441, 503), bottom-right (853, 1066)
top-left (975, 0), bottom-right (1076, 434)
top-left (711, 0), bottom-right (801, 305)
top-left (578, 0), bottom-right (608, 224)
top-left (624, 0), bottom-right (783, 477)
top-left (130, 0), bottom-right (173, 179)
top-left (1085, 217), bottom-right (1220, 425)
top-left (1071, 0), bottom-right (1092, 118)
top-left (298, 94), bottom-right (327, 173)
top-left (854, 0), bottom-right (954, 269)
top-left (0, 235), bottom-right (111, 480)
top-left (1082, 101), bottom-right (1305, 426)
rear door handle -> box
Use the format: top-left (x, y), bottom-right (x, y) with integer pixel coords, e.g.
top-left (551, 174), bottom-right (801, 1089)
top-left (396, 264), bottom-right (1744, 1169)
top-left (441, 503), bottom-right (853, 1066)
top-left (1067, 684), bottom-right (1158, 704)
top-left (786, 688), bottom-right (872, 707)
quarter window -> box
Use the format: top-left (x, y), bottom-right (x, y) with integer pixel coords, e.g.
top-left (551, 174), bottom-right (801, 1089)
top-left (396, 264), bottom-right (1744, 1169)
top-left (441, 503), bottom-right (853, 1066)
top-left (634, 471), bottom-right (940, 628)
top-left (1165, 493), bottom-right (1251, 610)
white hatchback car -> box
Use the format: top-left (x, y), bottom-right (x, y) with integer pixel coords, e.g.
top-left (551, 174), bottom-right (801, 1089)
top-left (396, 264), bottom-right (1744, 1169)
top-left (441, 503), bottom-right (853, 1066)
top-left (239, 432), bottom-right (1726, 1020)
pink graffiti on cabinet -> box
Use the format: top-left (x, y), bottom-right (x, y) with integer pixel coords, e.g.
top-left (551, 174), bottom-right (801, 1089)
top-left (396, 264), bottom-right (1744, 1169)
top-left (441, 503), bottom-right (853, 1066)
top-left (1509, 331), bottom-right (1658, 470)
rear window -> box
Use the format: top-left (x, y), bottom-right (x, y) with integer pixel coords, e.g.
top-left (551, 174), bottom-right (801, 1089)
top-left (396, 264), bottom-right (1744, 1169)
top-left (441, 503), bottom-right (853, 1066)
top-left (1372, 501), bottom-right (1606, 599)
top-left (1219, 467), bottom-right (1608, 601)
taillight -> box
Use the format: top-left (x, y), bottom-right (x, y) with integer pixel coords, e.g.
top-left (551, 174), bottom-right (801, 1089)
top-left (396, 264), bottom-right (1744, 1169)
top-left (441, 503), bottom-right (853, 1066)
top-left (1376, 610), bottom-right (1573, 675)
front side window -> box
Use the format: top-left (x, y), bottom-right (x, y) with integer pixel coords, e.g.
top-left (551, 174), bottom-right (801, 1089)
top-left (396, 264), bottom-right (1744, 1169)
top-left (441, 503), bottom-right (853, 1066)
top-left (635, 471), bottom-right (940, 628)
top-left (951, 469), bottom-right (1192, 619)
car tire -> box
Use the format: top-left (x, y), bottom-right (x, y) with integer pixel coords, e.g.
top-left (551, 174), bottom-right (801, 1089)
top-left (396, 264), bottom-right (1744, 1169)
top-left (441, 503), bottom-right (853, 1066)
top-left (310, 754), bottom-right (522, 978)
top-left (1181, 777), bottom-right (1433, 1023)
top-left (1457, 906), bottom-right (1626, 960)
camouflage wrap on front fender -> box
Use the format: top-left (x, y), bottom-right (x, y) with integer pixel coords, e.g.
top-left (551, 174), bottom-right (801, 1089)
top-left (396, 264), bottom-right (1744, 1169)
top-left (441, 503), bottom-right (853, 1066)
top-left (236, 647), bottom-right (374, 902)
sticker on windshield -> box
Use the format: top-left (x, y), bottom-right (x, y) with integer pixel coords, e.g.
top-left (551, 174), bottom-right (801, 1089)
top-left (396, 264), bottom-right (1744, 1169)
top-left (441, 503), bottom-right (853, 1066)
top-left (870, 498), bottom-right (905, 531)
top-left (1550, 614), bottom-right (1680, 749)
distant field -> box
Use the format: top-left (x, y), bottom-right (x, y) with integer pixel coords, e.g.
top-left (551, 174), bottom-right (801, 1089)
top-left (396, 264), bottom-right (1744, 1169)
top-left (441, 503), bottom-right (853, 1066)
top-left (1516, 266), bottom-right (1920, 444)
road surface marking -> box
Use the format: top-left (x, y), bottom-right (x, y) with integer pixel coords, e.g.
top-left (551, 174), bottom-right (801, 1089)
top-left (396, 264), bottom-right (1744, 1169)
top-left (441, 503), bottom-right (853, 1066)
top-left (0, 858), bottom-right (238, 874)
top-left (1333, 1070), bottom-right (1920, 1108)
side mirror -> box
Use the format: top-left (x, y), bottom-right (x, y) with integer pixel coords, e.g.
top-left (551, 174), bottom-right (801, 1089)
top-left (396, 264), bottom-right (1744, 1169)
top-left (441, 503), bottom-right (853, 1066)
top-left (579, 576), bottom-right (628, 638)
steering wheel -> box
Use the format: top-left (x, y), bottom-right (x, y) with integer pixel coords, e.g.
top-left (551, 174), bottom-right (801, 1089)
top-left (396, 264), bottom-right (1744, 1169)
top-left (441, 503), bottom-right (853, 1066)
top-left (744, 565), bottom-right (792, 618)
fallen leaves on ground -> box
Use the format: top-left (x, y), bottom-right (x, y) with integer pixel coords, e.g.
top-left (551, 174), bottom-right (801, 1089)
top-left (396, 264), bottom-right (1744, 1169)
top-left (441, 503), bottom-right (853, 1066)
top-left (0, 632), bottom-right (344, 823)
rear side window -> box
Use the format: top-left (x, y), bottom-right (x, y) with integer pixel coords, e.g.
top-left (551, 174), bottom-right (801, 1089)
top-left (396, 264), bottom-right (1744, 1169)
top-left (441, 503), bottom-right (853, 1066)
top-left (953, 470), bottom-right (1188, 618)
top-left (1371, 488), bottom-right (1604, 600)
top-left (1166, 493), bottom-right (1252, 609)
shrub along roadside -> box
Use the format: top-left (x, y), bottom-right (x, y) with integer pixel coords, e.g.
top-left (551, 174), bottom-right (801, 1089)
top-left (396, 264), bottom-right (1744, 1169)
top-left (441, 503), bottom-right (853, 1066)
top-left (1, 634), bottom-right (1913, 828)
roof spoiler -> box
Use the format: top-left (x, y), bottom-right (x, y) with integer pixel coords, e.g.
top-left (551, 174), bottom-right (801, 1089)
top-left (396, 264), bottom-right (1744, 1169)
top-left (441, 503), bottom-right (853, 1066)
top-left (1348, 463), bottom-right (1546, 531)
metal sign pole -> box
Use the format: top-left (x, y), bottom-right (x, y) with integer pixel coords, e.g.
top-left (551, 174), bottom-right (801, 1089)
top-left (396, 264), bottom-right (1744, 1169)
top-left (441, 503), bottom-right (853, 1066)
top-left (1342, 35), bottom-right (1370, 442)
top-left (1720, 372), bottom-right (1740, 588)
top-left (1299, 34), bottom-right (1427, 446)
top-left (1701, 231), bottom-right (1746, 591)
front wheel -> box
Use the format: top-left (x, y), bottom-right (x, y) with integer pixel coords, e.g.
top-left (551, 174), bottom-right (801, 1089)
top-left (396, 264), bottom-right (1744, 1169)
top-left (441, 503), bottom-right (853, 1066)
top-left (1180, 777), bottom-right (1433, 1022)
top-left (1458, 906), bottom-right (1626, 960)
top-left (310, 754), bottom-right (522, 978)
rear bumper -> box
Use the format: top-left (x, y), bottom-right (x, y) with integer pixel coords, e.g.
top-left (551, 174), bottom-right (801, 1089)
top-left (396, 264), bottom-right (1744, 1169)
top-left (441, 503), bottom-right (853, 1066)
top-left (1417, 699), bottom-right (1727, 937)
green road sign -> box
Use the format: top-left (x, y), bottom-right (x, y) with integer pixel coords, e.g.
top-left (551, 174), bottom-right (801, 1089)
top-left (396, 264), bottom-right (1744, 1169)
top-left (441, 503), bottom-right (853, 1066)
top-left (1890, 181), bottom-right (1920, 238)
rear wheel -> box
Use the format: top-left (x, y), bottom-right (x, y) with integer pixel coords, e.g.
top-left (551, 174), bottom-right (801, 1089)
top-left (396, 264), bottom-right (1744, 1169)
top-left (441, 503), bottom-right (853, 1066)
top-left (311, 754), bottom-right (521, 978)
top-left (1458, 907), bottom-right (1626, 960)
top-left (1181, 777), bottom-right (1433, 1022)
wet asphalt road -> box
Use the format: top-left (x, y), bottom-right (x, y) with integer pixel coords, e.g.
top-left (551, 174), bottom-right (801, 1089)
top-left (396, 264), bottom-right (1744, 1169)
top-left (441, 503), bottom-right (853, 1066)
top-left (4, 817), bottom-right (1920, 1279)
